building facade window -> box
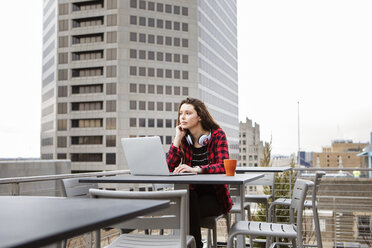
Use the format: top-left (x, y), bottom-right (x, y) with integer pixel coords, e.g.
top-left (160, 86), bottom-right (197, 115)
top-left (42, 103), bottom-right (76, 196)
top-left (57, 119), bottom-right (67, 130)
top-left (130, 83), bottom-right (137, 92)
top-left (139, 118), bottom-right (146, 127)
top-left (72, 101), bottom-right (103, 111)
top-left (71, 136), bottom-right (102, 145)
top-left (148, 101), bottom-right (155, 110)
top-left (148, 84), bottom-right (155, 93)
top-left (139, 101), bottom-right (146, 110)
top-left (106, 83), bottom-right (116, 95)
top-left (148, 118), bottom-right (155, 127)
top-left (130, 118), bottom-right (137, 127)
top-left (106, 118), bottom-right (116, 129)
top-left (106, 135), bottom-right (116, 147)
top-left (58, 103), bottom-right (67, 114)
top-left (130, 0), bottom-right (137, 8)
top-left (130, 100), bottom-right (137, 110)
top-left (157, 119), bottom-right (163, 128)
top-left (130, 32), bottom-right (137, 41)
top-left (106, 100), bottom-right (116, 112)
top-left (71, 119), bottom-right (103, 128)
top-left (71, 153), bottom-right (102, 162)
top-left (139, 84), bottom-right (146, 93)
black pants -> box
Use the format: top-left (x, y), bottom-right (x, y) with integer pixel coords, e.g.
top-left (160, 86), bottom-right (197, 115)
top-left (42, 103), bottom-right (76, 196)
top-left (189, 189), bottom-right (222, 248)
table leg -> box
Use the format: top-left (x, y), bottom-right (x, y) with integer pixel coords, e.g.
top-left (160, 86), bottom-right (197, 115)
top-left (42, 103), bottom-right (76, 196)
top-left (94, 230), bottom-right (100, 248)
top-left (233, 184), bottom-right (246, 248)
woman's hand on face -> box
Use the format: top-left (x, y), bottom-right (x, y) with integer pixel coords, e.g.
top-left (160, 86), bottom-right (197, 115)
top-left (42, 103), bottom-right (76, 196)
top-left (175, 125), bottom-right (186, 138)
top-left (173, 125), bottom-right (187, 148)
top-left (174, 164), bottom-right (199, 174)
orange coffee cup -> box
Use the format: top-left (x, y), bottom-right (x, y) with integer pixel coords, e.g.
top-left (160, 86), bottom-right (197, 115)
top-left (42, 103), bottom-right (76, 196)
top-left (224, 159), bottom-right (237, 176)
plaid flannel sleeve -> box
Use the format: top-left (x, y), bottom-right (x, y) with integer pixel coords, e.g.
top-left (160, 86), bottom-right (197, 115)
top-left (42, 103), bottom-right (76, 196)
top-left (166, 143), bottom-right (182, 172)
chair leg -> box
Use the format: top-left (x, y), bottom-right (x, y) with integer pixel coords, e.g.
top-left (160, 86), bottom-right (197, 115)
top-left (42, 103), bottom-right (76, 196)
top-left (264, 202), bottom-right (269, 248)
top-left (247, 205), bottom-right (251, 221)
top-left (61, 239), bottom-right (67, 248)
top-left (227, 234), bottom-right (234, 248)
top-left (86, 233), bottom-right (92, 247)
top-left (291, 238), bottom-right (296, 248)
top-left (226, 214), bottom-right (231, 233)
top-left (94, 230), bottom-right (101, 248)
top-left (313, 206), bottom-right (322, 248)
top-left (207, 228), bottom-right (212, 248)
top-left (265, 203), bottom-right (269, 222)
top-left (213, 226), bottom-right (217, 248)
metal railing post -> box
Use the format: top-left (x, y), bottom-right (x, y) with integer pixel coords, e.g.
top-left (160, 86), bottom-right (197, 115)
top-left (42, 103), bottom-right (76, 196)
top-left (11, 182), bottom-right (20, 196)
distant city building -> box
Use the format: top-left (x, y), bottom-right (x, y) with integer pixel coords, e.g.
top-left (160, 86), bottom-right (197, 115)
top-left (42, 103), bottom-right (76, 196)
top-left (298, 151), bottom-right (313, 167)
top-left (357, 132), bottom-right (372, 177)
top-left (40, 0), bottom-right (239, 172)
top-left (271, 154), bottom-right (295, 167)
top-left (239, 118), bottom-right (265, 167)
top-left (313, 140), bottom-right (367, 168)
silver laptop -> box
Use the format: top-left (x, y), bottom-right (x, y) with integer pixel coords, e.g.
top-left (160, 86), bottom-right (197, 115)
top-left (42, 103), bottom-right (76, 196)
top-left (121, 136), bottom-right (196, 176)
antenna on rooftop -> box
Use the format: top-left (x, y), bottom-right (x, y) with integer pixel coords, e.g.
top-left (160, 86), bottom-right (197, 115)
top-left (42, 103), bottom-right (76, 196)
top-left (297, 101), bottom-right (300, 166)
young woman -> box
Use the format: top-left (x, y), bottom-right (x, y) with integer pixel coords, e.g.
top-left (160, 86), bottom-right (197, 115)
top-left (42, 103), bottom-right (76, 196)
top-left (167, 97), bottom-right (232, 248)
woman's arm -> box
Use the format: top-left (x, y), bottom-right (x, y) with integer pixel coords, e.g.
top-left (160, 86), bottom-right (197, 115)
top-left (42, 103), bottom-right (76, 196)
top-left (167, 125), bottom-right (188, 171)
top-left (166, 144), bottom-right (182, 172)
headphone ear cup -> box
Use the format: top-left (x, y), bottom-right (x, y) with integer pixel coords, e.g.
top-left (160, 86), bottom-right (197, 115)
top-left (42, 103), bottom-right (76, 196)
top-left (198, 132), bottom-right (212, 146)
top-left (186, 134), bottom-right (193, 145)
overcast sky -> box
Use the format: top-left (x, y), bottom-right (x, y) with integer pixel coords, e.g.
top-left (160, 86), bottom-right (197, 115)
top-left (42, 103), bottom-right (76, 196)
top-left (0, 1), bottom-right (371, 158)
top-left (237, 0), bottom-right (372, 155)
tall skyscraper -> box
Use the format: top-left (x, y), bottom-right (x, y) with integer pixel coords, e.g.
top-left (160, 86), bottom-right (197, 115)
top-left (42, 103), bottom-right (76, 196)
top-left (41, 0), bottom-right (238, 172)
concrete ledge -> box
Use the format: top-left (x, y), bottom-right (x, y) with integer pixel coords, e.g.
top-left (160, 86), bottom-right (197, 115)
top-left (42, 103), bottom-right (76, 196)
top-left (0, 160), bottom-right (71, 196)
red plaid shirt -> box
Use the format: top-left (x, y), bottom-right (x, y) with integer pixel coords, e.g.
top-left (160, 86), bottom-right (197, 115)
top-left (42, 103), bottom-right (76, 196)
top-left (167, 129), bottom-right (233, 213)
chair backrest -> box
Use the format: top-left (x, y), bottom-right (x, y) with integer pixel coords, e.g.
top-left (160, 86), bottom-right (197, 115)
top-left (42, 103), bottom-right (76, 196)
top-left (246, 172), bottom-right (275, 186)
top-left (152, 183), bottom-right (174, 191)
top-left (89, 189), bottom-right (188, 248)
top-left (312, 171), bottom-right (326, 206)
top-left (61, 178), bottom-right (98, 197)
top-left (290, 179), bottom-right (312, 238)
top-left (246, 173), bottom-right (275, 196)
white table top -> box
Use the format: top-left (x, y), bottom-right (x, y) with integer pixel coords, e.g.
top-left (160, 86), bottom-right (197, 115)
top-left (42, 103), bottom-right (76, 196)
top-left (236, 166), bottom-right (292, 173)
top-left (79, 173), bottom-right (264, 185)
top-left (0, 196), bottom-right (169, 248)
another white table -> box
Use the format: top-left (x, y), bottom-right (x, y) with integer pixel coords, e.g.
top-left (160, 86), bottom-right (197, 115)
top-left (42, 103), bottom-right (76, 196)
top-left (0, 196), bottom-right (169, 248)
top-left (80, 173), bottom-right (264, 248)
top-left (236, 166), bottom-right (292, 173)
top-left (236, 166), bottom-right (293, 197)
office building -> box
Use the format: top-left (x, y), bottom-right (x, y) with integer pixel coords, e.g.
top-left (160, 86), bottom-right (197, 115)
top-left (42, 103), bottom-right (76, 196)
top-left (239, 118), bottom-right (265, 167)
top-left (313, 140), bottom-right (367, 169)
top-left (41, 0), bottom-right (238, 172)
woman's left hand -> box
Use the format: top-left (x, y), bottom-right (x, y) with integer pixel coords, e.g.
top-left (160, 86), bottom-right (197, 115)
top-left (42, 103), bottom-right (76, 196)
top-left (174, 164), bottom-right (200, 174)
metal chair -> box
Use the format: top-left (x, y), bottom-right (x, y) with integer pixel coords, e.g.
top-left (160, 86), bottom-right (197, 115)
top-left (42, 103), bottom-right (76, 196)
top-left (270, 171), bottom-right (326, 248)
top-left (89, 189), bottom-right (196, 248)
top-left (244, 173), bottom-right (275, 220)
top-left (61, 178), bottom-right (99, 247)
top-left (227, 179), bottom-right (313, 248)
top-left (61, 178), bottom-right (98, 198)
top-left (199, 184), bottom-right (250, 248)
top-left (200, 213), bottom-right (229, 248)
top-left (61, 178), bottom-right (134, 248)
